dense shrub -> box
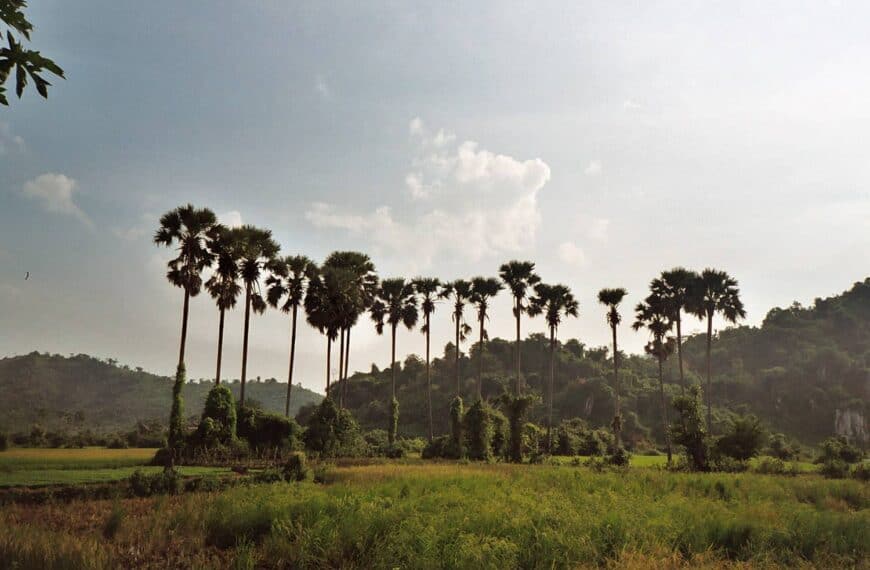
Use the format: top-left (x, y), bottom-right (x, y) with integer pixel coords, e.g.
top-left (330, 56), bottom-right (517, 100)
top-left (767, 432), bottom-right (797, 460)
top-left (0, 431), bottom-right (8, 451)
top-left (523, 422), bottom-right (545, 458)
top-left (819, 459), bottom-right (850, 479)
top-left (282, 452), bottom-right (309, 481)
top-left (237, 406), bottom-right (300, 452)
top-left (128, 469), bottom-right (181, 497)
top-left (490, 408), bottom-right (508, 459)
top-left (199, 384), bottom-right (237, 445)
top-left (670, 386), bottom-right (710, 471)
top-left (851, 462), bottom-right (869, 481)
top-left (816, 436), bottom-right (863, 464)
top-left (449, 397), bottom-right (464, 458)
top-left (500, 394), bottom-right (537, 463)
top-left (715, 415), bottom-right (767, 461)
top-left (464, 400), bottom-right (493, 461)
top-left (753, 457), bottom-right (799, 476)
top-left (303, 398), bottom-right (364, 457)
top-left (607, 445), bottom-right (631, 467)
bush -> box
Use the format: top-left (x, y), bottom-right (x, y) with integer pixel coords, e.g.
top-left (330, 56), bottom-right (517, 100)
top-left (710, 456), bottom-right (749, 473)
top-left (238, 407), bottom-right (300, 452)
top-left (106, 436), bottom-right (128, 449)
top-left (464, 400), bottom-right (493, 461)
top-left (523, 422), bottom-right (545, 458)
top-left (490, 408), bottom-right (508, 459)
top-left (851, 462), bottom-right (869, 481)
top-left (282, 452), bottom-right (308, 481)
top-left (816, 436), bottom-right (863, 465)
top-left (499, 394), bottom-right (537, 463)
top-left (303, 398), bottom-right (364, 457)
top-left (199, 384), bottom-right (237, 445)
top-left (449, 396), bottom-right (464, 459)
top-left (715, 415), bottom-right (767, 461)
top-left (752, 457), bottom-right (799, 476)
top-left (766, 433), bottom-right (797, 460)
top-left (607, 446), bottom-right (631, 467)
top-left (128, 469), bottom-right (181, 497)
top-left (819, 459), bottom-right (850, 479)
top-left (0, 431), bottom-right (8, 451)
top-left (670, 386), bottom-right (710, 471)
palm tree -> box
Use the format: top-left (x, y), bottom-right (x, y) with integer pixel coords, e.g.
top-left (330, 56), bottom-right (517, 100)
top-left (153, 204), bottom-right (217, 470)
top-left (528, 283), bottom-right (578, 452)
top-left (266, 255), bottom-right (317, 417)
top-left (235, 225), bottom-right (279, 407)
top-left (441, 279), bottom-right (473, 398)
top-left (499, 260), bottom-right (540, 396)
top-left (470, 276), bottom-right (503, 400)
top-left (687, 269), bottom-right (746, 432)
top-left (205, 225), bottom-right (242, 386)
top-left (651, 268), bottom-right (699, 394)
top-left (370, 278), bottom-right (419, 445)
top-left (304, 265), bottom-right (357, 397)
top-left (322, 252), bottom-right (378, 403)
top-left (633, 293), bottom-right (676, 463)
top-left (413, 277), bottom-right (442, 441)
top-left (598, 287), bottom-right (627, 446)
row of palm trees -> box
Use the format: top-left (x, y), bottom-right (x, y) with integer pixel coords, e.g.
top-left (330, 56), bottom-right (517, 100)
top-left (155, 204), bottom-right (744, 449)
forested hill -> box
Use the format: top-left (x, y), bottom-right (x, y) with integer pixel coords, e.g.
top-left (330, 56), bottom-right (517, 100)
top-left (0, 353), bottom-right (322, 433)
top-left (329, 279), bottom-right (869, 446)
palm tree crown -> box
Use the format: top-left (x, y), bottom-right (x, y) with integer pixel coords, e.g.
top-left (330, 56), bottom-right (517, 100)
top-left (499, 260), bottom-right (540, 395)
top-left (205, 225), bottom-right (242, 312)
top-left (651, 267), bottom-right (699, 393)
top-left (687, 269), bottom-right (746, 323)
top-left (598, 286), bottom-right (627, 443)
top-left (598, 287), bottom-right (627, 328)
top-left (266, 255), bottom-right (317, 313)
top-left (413, 277), bottom-right (442, 441)
top-left (370, 278), bottom-right (419, 335)
top-left (529, 283), bottom-right (579, 331)
top-left (153, 204), bottom-right (217, 298)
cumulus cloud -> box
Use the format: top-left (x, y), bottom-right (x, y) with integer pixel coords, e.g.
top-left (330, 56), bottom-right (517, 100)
top-left (584, 160), bottom-right (602, 176)
top-left (623, 99), bottom-right (642, 110)
top-left (558, 242), bottom-right (586, 266)
top-left (306, 118), bottom-right (551, 268)
top-left (22, 173), bottom-right (93, 228)
top-left (0, 121), bottom-right (25, 155)
top-left (219, 210), bottom-right (243, 228)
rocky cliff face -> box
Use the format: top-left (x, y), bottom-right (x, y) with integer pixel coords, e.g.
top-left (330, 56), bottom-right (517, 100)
top-left (835, 409), bottom-right (868, 443)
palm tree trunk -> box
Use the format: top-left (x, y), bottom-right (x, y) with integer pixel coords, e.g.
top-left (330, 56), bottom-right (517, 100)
top-left (515, 298), bottom-right (522, 396)
top-left (284, 305), bottom-right (297, 417)
top-left (706, 312), bottom-right (713, 433)
top-left (477, 315), bottom-right (484, 400)
top-left (391, 323), bottom-right (397, 399)
top-left (455, 315), bottom-right (461, 397)
top-left (344, 326), bottom-right (351, 379)
top-left (676, 316), bottom-right (686, 395)
top-left (326, 336), bottom-right (332, 396)
top-left (658, 353), bottom-right (672, 463)
top-left (240, 285), bottom-right (251, 407)
top-left (178, 288), bottom-right (190, 366)
top-left (338, 327), bottom-right (345, 407)
top-left (426, 313), bottom-right (433, 442)
top-left (612, 323), bottom-right (620, 446)
top-left (215, 306), bottom-right (225, 385)
top-left (547, 326), bottom-right (555, 453)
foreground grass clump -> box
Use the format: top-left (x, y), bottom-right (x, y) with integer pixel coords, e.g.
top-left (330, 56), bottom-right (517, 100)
top-left (202, 465), bottom-right (867, 568)
top-left (0, 463), bottom-right (866, 568)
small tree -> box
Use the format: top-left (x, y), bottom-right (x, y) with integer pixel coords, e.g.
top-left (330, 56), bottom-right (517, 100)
top-left (464, 399), bottom-right (493, 461)
top-left (198, 384), bottom-right (237, 445)
top-left (303, 397), bottom-right (362, 457)
top-left (670, 386), bottom-right (710, 471)
top-left (715, 415), bottom-right (767, 461)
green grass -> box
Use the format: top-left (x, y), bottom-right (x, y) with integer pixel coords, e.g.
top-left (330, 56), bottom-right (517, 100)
top-left (0, 447), bottom-right (158, 471)
top-left (0, 465), bottom-right (231, 487)
top-left (548, 453), bottom-right (818, 471)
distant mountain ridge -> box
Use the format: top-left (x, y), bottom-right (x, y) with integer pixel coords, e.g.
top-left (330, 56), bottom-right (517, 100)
top-left (0, 353), bottom-right (322, 433)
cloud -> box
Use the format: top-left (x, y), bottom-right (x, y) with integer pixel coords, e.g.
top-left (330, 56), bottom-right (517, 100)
top-left (558, 242), bottom-right (586, 266)
top-left (219, 210), bottom-right (243, 228)
top-left (307, 119), bottom-right (552, 268)
top-left (0, 121), bottom-right (25, 155)
top-left (587, 218), bottom-right (610, 241)
top-left (315, 75), bottom-right (332, 99)
top-left (584, 160), bottom-right (602, 176)
top-left (623, 99), bottom-right (642, 110)
top-left (22, 173), bottom-right (93, 228)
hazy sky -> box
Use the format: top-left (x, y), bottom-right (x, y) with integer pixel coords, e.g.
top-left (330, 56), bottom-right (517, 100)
top-left (2, 1), bottom-right (869, 394)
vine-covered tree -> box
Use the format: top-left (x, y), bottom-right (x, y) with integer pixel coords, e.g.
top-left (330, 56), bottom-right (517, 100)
top-left (205, 225), bottom-right (242, 386)
top-left (235, 225), bottom-right (279, 407)
top-left (266, 255), bottom-right (317, 417)
top-left (470, 276), bottom-right (503, 400)
top-left (529, 283), bottom-right (578, 451)
top-left (413, 277), bottom-right (442, 441)
top-left (499, 260), bottom-right (540, 396)
top-left (597, 287), bottom-right (627, 445)
top-left (687, 269), bottom-right (746, 432)
top-left (1, 0), bottom-right (64, 106)
top-left (153, 204), bottom-right (217, 470)
top-left (370, 278), bottom-right (418, 445)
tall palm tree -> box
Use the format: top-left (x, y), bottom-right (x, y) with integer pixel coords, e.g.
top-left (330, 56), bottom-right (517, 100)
top-left (651, 268), bottom-right (699, 394)
top-left (322, 252), bottom-right (378, 403)
top-left (304, 265), bottom-right (357, 397)
top-left (598, 287), bottom-right (627, 446)
top-left (441, 279), bottom-right (473, 398)
top-left (470, 276), bottom-right (503, 400)
top-left (528, 283), bottom-right (578, 452)
top-left (370, 278), bottom-right (419, 445)
top-left (205, 225), bottom-right (242, 386)
top-left (235, 225), bottom-right (279, 407)
top-left (633, 293), bottom-right (676, 463)
top-left (687, 269), bottom-right (746, 432)
top-left (266, 255), bottom-right (317, 417)
top-left (499, 260), bottom-right (540, 396)
top-left (413, 277), bottom-right (442, 442)
top-left (153, 204), bottom-right (217, 470)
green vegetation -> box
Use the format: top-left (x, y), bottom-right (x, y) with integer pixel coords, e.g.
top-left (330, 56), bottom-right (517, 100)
top-left (0, 463), bottom-right (866, 567)
top-left (0, 0), bottom-right (65, 106)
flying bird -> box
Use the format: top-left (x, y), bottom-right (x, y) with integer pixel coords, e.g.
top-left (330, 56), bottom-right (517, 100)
top-left (25, 272), bottom-right (29, 280)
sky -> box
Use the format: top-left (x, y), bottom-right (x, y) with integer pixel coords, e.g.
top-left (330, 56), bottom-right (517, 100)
top-left (2, 1), bottom-right (869, 394)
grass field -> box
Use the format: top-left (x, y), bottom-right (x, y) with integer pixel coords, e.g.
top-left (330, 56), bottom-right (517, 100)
top-left (0, 461), bottom-right (866, 568)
